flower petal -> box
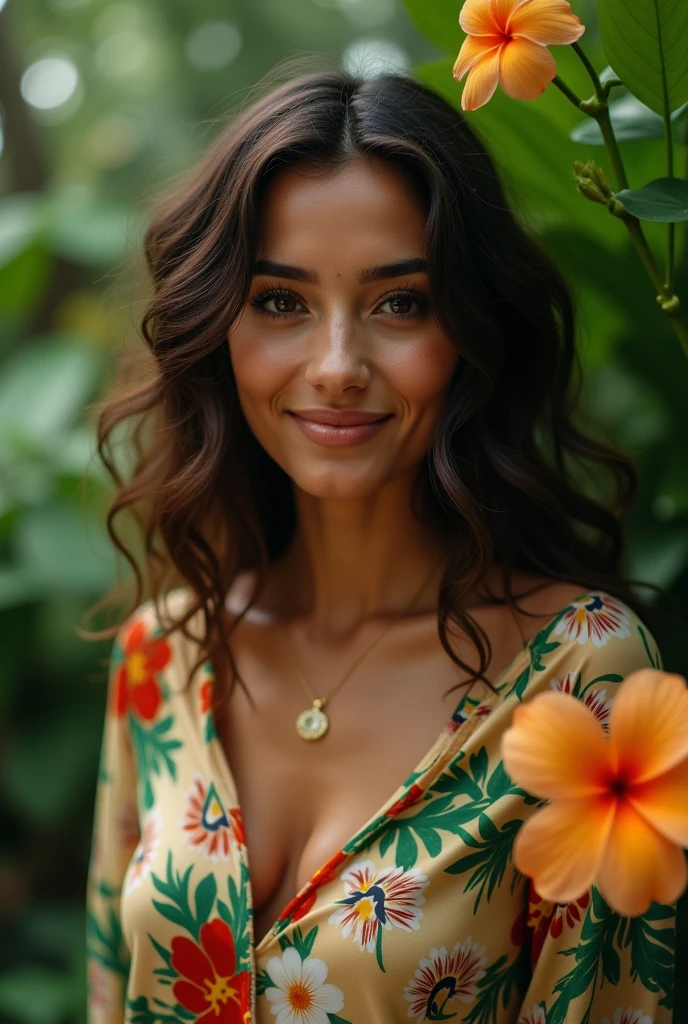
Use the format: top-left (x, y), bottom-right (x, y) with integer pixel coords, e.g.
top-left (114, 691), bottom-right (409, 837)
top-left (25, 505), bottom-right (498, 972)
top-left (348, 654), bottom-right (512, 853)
top-left (611, 669), bottom-right (688, 783)
top-left (454, 34), bottom-right (504, 81)
top-left (459, 0), bottom-right (502, 36)
top-left (507, 0), bottom-right (585, 45)
top-left (460, 46), bottom-right (503, 110)
top-left (597, 799), bottom-right (688, 916)
top-left (629, 757), bottom-right (688, 846)
top-left (499, 37), bottom-right (557, 101)
top-left (513, 796), bottom-right (615, 904)
top-left (501, 691), bottom-right (610, 799)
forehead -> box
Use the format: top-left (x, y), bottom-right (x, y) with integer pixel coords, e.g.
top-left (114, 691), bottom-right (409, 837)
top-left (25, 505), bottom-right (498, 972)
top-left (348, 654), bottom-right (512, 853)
top-left (256, 156), bottom-right (428, 263)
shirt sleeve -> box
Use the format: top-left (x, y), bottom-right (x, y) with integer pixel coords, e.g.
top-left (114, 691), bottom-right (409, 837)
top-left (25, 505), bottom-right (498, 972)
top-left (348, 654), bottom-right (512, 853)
top-left (85, 619), bottom-right (141, 1023)
top-left (511, 596), bottom-right (676, 1024)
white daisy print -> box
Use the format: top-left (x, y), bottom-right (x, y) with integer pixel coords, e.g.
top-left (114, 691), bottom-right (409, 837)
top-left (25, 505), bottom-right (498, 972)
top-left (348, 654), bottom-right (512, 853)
top-left (265, 945), bottom-right (345, 1023)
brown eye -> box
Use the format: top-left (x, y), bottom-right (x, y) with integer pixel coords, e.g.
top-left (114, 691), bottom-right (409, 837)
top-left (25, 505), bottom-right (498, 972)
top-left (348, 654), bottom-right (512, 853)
top-left (269, 294), bottom-right (300, 314)
top-left (388, 295), bottom-right (414, 315)
top-left (376, 290), bottom-right (429, 318)
top-left (251, 287), bottom-right (307, 318)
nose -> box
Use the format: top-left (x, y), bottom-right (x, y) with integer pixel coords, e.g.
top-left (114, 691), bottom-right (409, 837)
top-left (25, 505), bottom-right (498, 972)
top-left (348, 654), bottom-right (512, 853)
top-left (303, 308), bottom-right (370, 393)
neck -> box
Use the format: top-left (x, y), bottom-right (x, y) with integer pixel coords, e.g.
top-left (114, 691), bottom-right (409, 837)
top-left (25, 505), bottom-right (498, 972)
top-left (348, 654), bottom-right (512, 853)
top-left (267, 471), bottom-right (447, 637)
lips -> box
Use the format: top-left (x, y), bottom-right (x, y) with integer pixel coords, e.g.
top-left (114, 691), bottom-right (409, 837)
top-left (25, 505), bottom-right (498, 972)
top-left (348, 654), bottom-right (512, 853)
top-left (288, 409), bottom-right (391, 426)
top-left (287, 408), bottom-right (393, 448)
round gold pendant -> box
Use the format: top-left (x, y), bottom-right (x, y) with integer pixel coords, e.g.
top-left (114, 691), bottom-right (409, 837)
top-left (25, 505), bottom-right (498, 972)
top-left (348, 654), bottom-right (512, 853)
top-left (296, 704), bottom-right (329, 741)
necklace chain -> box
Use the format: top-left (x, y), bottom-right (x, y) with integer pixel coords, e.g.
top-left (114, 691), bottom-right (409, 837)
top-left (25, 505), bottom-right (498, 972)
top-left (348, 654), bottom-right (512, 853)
top-left (285, 556), bottom-right (444, 711)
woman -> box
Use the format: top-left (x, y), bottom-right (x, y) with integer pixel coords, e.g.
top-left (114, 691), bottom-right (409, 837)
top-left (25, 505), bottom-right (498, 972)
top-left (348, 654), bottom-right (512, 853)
top-left (85, 71), bottom-right (675, 1023)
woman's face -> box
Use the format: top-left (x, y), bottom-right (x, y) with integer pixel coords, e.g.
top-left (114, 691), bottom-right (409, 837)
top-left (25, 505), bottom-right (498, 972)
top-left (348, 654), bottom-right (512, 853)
top-left (228, 156), bottom-right (460, 499)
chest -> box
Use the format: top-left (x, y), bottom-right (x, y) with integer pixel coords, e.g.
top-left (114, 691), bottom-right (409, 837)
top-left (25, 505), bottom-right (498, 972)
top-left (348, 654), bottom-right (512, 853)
top-left (213, 627), bottom-right (472, 938)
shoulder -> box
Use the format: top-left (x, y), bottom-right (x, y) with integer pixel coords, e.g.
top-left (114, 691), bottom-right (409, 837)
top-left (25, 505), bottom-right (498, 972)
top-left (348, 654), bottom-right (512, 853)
top-left (502, 589), bottom-right (661, 707)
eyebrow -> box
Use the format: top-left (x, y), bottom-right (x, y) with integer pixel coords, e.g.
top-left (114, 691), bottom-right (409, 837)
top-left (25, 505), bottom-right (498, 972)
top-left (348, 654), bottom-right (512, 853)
top-left (252, 257), bottom-right (428, 285)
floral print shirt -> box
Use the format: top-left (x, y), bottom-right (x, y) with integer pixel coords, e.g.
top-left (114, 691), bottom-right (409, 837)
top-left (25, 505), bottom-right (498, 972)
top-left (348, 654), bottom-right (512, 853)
top-left (86, 589), bottom-right (676, 1024)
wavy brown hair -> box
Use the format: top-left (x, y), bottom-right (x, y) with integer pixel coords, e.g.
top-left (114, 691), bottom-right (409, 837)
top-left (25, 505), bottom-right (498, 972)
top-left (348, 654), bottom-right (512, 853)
top-left (84, 67), bottom-right (646, 705)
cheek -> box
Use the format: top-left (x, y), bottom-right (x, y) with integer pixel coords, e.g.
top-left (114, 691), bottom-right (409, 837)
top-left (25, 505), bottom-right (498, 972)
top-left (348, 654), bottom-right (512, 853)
top-left (389, 331), bottom-right (459, 414)
top-left (228, 328), bottom-right (295, 414)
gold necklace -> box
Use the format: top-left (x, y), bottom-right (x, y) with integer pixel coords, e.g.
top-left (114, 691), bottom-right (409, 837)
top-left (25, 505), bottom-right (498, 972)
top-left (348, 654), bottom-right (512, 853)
top-left (285, 558), bottom-right (444, 741)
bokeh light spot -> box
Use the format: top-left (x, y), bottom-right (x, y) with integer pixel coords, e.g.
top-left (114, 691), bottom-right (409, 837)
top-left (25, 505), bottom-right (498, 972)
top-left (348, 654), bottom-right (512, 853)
top-left (185, 20), bottom-right (242, 71)
top-left (95, 30), bottom-right (150, 78)
top-left (20, 56), bottom-right (79, 110)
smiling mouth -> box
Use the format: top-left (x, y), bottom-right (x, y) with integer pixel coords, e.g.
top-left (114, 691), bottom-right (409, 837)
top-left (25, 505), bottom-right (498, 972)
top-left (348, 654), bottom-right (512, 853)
top-left (286, 410), bottom-right (393, 447)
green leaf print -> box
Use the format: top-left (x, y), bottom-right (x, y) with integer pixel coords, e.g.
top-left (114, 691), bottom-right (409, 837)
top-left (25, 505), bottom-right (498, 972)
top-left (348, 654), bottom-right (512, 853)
top-left (127, 995), bottom-right (195, 1023)
top-left (217, 861), bottom-right (252, 969)
top-left (463, 941), bottom-right (530, 1024)
top-left (500, 615), bottom-right (563, 700)
top-left (638, 624), bottom-right (663, 669)
top-left (327, 1015), bottom-right (354, 1024)
top-left (256, 966), bottom-right (276, 995)
top-left (87, 902), bottom-right (130, 978)
top-left (129, 713), bottom-right (183, 811)
top-left (624, 902), bottom-right (675, 1010)
top-left (548, 888), bottom-right (621, 1024)
top-left (548, 892), bottom-right (675, 1022)
top-left (380, 750), bottom-right (537, 871)
top-left (445, 815), bottom-right (523, 912)
top-left (194, 873), bottom-right (217, 927)
top-left (150, 934), bottom-right (177, 983)
top-left (278, 925), bottom-right (319, 960)
top-left (151, 851), bottom-right (199, 940)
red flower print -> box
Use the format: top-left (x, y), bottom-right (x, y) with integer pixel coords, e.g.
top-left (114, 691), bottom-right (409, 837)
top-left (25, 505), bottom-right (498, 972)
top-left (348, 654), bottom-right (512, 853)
top-left (200, 679), bottom-right (213, 715)
top-left (510, 906), bottom-right (528, 947)
top-left (112, 619), bottom-right (171, 722)
top-left (527, 882), bottom-right (591, 964)
top-left (310, 848), bottom-right (348, 888)
top-left (278, 887), bottom-right (317, 927)
top-left (549, 889), bottom-right (590, 939)
top-left (386, 783), bottom-right (424, 817)
top-left (229, 808), bottom-right (246, 847)
top-left (171, 918), bottom-right (250, 1024)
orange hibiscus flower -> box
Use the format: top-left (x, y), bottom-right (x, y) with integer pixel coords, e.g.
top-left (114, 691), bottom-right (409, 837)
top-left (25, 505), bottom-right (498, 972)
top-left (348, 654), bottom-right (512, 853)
top-left (502, 668), bottom-right (688, 916)
top-left (453, 0), bottom-right (585, 111)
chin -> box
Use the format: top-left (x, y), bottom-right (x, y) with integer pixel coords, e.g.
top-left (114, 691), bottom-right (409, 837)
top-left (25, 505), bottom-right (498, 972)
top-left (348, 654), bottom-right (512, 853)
top-left (288, 461), bottom-right (392, 499)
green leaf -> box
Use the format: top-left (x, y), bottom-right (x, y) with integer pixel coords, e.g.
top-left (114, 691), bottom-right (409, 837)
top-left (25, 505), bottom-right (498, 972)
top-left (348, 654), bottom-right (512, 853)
top-left (571, 95), bottom-right (688, 144)
top-left (617, 177), bottom-right (688, 221)
top-left (598, 0), bottom-right (688, 116)
top-left (5, 703), bottom-right (101, 821)
top-left (401, 0), bottom-right (463, 56)
top-left (0, 966), bottom-right (78, 1024)
top-left (0, 336), bottom-right (101, 446)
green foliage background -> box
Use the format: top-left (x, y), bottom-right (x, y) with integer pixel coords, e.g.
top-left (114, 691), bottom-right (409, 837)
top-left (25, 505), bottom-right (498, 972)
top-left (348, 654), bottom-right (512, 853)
top-left (0, 0), bottom-right (685, 1020)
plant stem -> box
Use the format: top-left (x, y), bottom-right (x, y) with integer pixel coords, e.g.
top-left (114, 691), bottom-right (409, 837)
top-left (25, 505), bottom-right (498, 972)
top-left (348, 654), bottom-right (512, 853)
top-left (662, 82), bottom-right (675, 293)
top-left (566, 42), bottom-right (688, 357)
top-left (552, 76), bottom-right (583, 110)
top-left (595, 105), bottom-right (629, 191)
top-left (571, 41), bottom-right (603, 96)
